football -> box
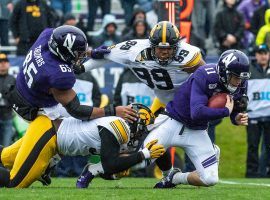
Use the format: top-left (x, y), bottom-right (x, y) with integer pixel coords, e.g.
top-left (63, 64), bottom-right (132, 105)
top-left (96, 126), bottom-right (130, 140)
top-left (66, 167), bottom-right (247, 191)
top-left (207, 93), bottom-right (228, 108)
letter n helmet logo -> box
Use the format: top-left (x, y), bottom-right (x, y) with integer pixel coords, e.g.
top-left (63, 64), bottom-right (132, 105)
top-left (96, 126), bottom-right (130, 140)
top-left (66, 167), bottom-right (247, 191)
top-left (63, 34), bottom-right (76, 51)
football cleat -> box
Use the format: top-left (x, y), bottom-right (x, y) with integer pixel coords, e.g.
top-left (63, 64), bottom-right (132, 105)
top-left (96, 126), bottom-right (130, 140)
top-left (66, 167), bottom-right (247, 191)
top-left (38, 173), bottom-right (51, 186)
top-left (76, 163), bottom-right (95, 188)
top-left (213, 144), bottom-right (220, 165)
top-left (154, 168), bottom-right (181, 189)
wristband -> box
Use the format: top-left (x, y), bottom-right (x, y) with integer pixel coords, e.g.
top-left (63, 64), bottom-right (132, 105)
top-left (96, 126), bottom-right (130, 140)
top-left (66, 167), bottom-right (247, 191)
top-left (104, 104), bottom-right (116, 116)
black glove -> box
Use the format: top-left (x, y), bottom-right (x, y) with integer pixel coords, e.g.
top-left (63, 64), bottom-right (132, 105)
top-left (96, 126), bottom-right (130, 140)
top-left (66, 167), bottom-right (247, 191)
top-left (72, 63), bottom-right (85, 74)
top-left (91, 45), bottom-right (111, 59)
top-left (233, 95), bottom-right (249, 113)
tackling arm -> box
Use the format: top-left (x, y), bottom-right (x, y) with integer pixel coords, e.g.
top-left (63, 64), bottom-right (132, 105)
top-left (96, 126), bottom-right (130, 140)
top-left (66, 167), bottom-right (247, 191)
top-left (99, 127), bottom-right (145, 174)
top-left (99, 127), bottom-right (165, 174)
top-left (182, 52), bottom-right (205, 73)
top-left (51, 88), bottom-right (116, 120)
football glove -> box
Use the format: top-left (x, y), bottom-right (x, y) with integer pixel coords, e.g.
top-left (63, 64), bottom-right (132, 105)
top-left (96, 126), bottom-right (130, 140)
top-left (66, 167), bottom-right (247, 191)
top-left (233, 95), bottom-right (248, 113)
top-left (73, 63), bottom-right (85, 74)
top-left (141, 139), bottom-right (165, 159)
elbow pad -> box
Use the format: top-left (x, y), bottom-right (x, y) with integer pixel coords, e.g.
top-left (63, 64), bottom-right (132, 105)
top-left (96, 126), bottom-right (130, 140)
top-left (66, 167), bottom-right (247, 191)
top-left (64, 95), bottom-right (93, 120)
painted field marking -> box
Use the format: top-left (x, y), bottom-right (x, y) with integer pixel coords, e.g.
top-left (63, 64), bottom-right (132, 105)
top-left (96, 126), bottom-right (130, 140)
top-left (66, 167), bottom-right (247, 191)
top-left (220, 180), bottom-right (270, 187)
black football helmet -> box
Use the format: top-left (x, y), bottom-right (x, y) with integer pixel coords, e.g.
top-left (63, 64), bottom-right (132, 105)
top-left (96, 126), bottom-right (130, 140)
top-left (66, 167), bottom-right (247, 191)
top-left (127, 103), bottom-right (155, 149)
top-left (149, 21), bottom-right (180, 65)
top-left (217, 49), bottom-right (250, 93)
top-left (48, 25), bottom-right (88, 65)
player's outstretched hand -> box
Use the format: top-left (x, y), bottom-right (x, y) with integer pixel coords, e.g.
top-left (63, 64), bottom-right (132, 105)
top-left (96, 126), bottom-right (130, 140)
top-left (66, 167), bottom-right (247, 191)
top-left (141, 139), bottom-right (166, 159)
top-left (235, 113), bottom-right (248, 126)
top-left (90, 45), bottom-right (111, 59)
top-left (225, 95), bottom-right (234, 114)
top-left (115, 105), bottom-right (138, 123)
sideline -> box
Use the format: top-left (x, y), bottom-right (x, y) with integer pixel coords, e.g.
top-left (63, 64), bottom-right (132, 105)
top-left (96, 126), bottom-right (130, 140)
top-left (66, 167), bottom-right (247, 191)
top-left (220, 180), bottom-right (270, 187)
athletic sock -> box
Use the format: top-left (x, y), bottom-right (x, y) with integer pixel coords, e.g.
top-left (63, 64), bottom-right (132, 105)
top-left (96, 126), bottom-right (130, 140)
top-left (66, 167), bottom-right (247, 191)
top-left (172, 172), bottom-right (190, 185)
top-left (88, 162), bottom-right (104, 176)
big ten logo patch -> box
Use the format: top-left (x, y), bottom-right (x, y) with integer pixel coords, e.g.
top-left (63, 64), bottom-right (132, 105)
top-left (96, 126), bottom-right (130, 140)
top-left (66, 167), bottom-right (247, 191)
top-left (253, 91), bottom-right (270, 101)
top-left (127, 95), bottom-right (152, 107)
top-left (77, 93), bottom-right (86, 102)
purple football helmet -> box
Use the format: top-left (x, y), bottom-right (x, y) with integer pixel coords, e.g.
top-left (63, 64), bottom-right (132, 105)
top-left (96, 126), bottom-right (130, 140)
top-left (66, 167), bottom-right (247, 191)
top-left (48, 25), bottom-right (88, 64)
top-left (217, 49), bottom-right (250, 93)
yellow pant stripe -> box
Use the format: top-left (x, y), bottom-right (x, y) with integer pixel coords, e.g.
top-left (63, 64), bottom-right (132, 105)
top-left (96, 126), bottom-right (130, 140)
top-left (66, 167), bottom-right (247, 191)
top-left (110, 121), bottom-right (124, 144)
top-left (16, 134), bottom-right (57, 188)
top-left (110, 120), bottom-right (129, 144)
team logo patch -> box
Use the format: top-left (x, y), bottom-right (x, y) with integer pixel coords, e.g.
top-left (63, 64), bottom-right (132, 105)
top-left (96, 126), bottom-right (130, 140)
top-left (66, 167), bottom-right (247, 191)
top-left (63, 34), bottom-right (76, 52)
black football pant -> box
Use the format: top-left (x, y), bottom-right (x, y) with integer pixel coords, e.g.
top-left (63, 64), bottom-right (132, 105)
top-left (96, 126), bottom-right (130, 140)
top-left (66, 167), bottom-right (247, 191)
top-left (246, 121), bottom-right (270, 177)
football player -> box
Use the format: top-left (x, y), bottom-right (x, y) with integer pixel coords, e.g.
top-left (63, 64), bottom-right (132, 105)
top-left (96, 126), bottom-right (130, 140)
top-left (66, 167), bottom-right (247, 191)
top-left (79, 21), bottom-right (206, 178)
top-left (82, 21), bottom-right (205, 112)
top-left (0, 104), bottom-right (165, 188)
top-left (141, 49), bottom-right (250, 188)
top-left (2, 25), bottom-right (136, 122)
top-left (0, 25), bottom-right (138, 187)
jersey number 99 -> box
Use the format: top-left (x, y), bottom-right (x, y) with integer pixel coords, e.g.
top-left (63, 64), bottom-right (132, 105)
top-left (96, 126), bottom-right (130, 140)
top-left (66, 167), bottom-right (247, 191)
top-left (132, 68), bottom-right (174, 90)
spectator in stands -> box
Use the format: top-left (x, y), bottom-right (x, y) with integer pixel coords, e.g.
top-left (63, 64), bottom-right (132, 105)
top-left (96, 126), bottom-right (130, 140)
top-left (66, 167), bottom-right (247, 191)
top-left (87, 0), bottom-right (111, 31)
top-left (0, 53), bottom-right (15, 146)
top-left (114, 68), bottom-right (155, 107)
top-left (120, 0), bottom-right (137, 27)
top-left (213, 0), bottom-right (245, 54)
top-left (91, 14), bottom-right (121, 48)
top-left (256, 9), bottom-right (270, 48)
top-left (62, 12), bottom-right (76, 26)
top-left (121, 7), bottom-right (150, 36)
top-left (250, 0), bottom-right (269, 36)
top-left (55, 71), bottom-right (102, 177)
top-left (62, 13), bottom-right (91, 45)
top-left (191, 0), bottom-right (216, 41)
top-left (237, 0), bottom-right (264, 51)
top-left (0, 1), bottom-right (13, 49)
top-left (122, 19), bottom-right (149, 41)
top-left (9, 0), bottom-right (56, 55)
top-left (50, 0), bottom-right (72, 19)
top-left (246, 44), bottom-right (270, 178)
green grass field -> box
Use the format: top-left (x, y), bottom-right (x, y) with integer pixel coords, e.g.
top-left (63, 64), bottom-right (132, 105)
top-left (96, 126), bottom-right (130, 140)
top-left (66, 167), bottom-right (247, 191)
top-left (1, 178), bottom-right (270, 200)
top-left (1, 117), bottom-right (267, 199)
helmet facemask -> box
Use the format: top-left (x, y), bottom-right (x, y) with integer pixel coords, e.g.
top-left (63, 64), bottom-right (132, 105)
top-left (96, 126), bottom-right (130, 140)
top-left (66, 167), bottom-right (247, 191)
top-left (149, 21), bottom-right (180, 66)
top-left (151, 43), bottom-right (178, 66)
top-left (218, 66), bottom-right (250, 93)
top-left (127, 103), bottom-right (155, 150)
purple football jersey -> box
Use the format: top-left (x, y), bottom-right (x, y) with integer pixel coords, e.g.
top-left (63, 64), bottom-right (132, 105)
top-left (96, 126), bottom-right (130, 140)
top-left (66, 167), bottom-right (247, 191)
top-left (166, 64), bottom-right (247, 130)
top-left (16, 28), bottom-right (76, 107)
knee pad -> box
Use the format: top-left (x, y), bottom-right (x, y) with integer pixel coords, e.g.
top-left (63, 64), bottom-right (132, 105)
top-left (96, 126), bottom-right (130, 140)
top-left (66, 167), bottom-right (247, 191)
top-left (200, 170), bottom-right (219, 186)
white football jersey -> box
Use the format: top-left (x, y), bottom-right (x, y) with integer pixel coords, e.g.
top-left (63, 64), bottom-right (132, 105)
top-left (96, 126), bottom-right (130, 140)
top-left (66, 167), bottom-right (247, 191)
top-left (84, 39), bottom-right (201, 104)
top-left (57, 116), bottom-right (130, 156)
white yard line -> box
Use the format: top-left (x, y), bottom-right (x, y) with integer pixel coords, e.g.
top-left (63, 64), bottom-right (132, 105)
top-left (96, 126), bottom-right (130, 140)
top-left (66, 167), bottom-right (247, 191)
top-left (220, 180), bottom-right (270, 187)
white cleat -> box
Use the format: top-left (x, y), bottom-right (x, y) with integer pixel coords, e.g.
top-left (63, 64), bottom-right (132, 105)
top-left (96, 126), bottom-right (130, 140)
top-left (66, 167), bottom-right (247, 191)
top-left (213, 144), bottom-right (220, 165)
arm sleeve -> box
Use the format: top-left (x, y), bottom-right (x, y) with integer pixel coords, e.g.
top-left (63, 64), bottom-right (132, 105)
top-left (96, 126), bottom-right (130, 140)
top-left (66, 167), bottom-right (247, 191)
top-left (83, 59), bottom-right (110, 72)
top-left (99, 127), bottom-right (144, 174)
top-left (190, 75), bottom-right (230, 121)
top-left (89, 74), bottom-right (101, 107)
